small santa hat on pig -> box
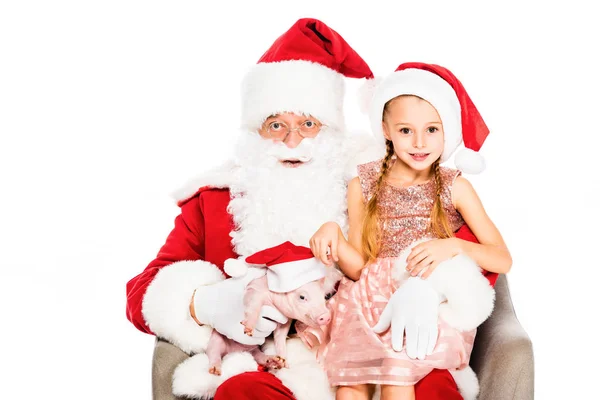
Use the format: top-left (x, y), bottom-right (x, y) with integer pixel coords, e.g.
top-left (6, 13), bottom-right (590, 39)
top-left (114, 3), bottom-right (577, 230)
top-left (363, 62), bottom-right (490, 174)
top-left (224, 242), bottom-right (326, 293)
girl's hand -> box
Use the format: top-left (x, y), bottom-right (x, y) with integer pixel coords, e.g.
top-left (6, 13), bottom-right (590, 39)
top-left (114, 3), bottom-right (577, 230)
top-left (309, 222), bottom-right (341, 266)
top-left (406, 238), bottom-right (461, 279)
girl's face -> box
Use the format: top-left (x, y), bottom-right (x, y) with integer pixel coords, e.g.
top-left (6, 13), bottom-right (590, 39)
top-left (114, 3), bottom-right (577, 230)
top-left (382, 95), bottom-right (445, 172)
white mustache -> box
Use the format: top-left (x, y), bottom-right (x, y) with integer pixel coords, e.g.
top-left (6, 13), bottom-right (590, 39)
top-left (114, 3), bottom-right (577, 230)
top-left (267, 139), bottom-right (315, 161)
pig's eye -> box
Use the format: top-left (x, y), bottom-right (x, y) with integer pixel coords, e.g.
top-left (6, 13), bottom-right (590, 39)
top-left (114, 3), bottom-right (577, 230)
top-left (325, 293), bottom-right (333, 300)
top-left (299, 295), bottom-right (306, 301)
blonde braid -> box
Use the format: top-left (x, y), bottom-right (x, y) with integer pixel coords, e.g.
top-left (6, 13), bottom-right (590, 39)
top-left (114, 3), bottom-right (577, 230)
top-left (362, 139), bottom-right (395, 261)
top-left (429, 159), bottom-right (454, 238)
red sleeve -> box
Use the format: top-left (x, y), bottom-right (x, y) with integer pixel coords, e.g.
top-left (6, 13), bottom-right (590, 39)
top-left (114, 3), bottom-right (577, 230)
top-left (454, 224), bottom-right (499, 287)
top-left (125, 194), bottom-right (206, 334)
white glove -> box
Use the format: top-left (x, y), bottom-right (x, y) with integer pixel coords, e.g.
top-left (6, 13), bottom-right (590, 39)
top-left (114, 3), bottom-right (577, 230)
top-left (193, 267), bottom-right (288, 346)
top-left (372, 277), bottom-right (442, 360)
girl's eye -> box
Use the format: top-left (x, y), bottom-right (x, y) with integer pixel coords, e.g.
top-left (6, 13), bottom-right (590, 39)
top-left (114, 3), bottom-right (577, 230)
top-left (427, 127), bottom-right (439, 133)
top-left (400, 128), bottom-right (411, 134)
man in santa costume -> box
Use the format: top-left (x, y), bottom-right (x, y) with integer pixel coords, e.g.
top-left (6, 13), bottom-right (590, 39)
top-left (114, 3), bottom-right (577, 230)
top-left (126, 18), bottom-right (495, 400)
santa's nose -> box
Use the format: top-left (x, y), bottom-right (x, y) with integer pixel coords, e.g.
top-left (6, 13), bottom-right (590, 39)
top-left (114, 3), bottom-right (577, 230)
top-left (317, 312), bottom-right (331, 326)
top-left (283, 130), bottom-right (304, 148)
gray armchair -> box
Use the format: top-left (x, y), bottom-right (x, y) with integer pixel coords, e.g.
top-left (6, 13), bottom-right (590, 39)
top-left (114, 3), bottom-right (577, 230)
top-left (151, 274), bottom-right (533, 399)
top-left (470, 274), bottom-right (534, 399)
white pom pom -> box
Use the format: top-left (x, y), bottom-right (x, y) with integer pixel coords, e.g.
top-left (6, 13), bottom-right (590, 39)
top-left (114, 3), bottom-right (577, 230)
top-left (358, 77), bottom-right (383, 114)
top-left (454, 148), bottom-right (486, 174)
top-left (224, 258), bottom-right (249, 278)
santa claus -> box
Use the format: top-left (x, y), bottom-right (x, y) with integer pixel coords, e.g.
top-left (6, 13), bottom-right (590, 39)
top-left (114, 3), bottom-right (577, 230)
top-left (126, 18), bottom-right (495, 400)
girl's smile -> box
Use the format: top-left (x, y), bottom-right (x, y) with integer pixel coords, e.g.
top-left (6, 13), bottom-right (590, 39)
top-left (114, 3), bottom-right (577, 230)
top-left (408, 153), bottom-right (431, 162)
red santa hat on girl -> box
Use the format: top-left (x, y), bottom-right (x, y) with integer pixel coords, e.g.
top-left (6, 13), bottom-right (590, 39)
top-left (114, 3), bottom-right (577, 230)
top-left (367, 62), bottom-right (490, 174)
top-left (224, 242), bottom-right (326, 293)
top-left (241, 18), bottom-right (374, 131)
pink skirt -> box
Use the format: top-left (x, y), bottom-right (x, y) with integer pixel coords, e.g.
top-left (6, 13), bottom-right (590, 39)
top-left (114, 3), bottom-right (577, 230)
top-left (297, 257), bottom-right (476, 386)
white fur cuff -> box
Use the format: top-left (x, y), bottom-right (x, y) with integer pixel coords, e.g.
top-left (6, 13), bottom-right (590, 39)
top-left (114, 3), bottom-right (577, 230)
top-left (141, 260), bottom-right (225, 354)
top-left (427, 254), bottom-right (495, 331)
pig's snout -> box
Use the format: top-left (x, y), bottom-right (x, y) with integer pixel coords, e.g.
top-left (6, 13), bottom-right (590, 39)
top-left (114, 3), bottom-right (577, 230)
top-left (317, 312), bottom-right (331, 326)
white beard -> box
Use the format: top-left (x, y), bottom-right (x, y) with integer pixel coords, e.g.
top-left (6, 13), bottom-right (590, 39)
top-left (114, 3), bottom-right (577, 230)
top-left (228, 129), bottom-right (348, 256)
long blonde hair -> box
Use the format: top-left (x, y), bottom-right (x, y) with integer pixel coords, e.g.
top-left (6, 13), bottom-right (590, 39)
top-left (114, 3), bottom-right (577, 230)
top-left (361, 96), bottom-right (454, 261)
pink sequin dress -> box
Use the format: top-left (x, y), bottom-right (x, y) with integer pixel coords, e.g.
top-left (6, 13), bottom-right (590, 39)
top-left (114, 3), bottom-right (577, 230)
top-left (297, 159), bottom-right (477, 387)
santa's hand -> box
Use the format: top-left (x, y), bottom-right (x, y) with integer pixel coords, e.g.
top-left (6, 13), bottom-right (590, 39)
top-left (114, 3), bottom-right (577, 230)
top-left (372, 277), bottom-right (441, 360)
top-left (252, 306), bottom-right (288, 339)
top-left (193, 268), bottom-right (288, 345)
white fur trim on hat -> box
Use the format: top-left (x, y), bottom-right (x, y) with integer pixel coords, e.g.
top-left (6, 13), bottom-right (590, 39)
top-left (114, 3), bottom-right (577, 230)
top-left (454, 147), bottom-right (486, 174)
top-left (241, 60), bottom-right (345, 131)
top-left (368, 68), bottom-right (463, 163)
top-left (266, 258), bottom-right (327, 293)
top-left (358, 76), bottom-right (383, 114)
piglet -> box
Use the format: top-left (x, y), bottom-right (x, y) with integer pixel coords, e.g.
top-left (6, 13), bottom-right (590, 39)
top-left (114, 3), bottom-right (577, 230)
top-left (206, 265), bottom-right (341, 376)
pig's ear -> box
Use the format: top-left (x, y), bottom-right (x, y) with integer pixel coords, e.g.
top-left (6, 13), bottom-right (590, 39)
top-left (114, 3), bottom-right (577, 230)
top-left (322, 267), bottom-right (344, 294)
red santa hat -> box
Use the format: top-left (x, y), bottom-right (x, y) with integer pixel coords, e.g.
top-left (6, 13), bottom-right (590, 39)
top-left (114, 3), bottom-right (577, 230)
top-left (241, 18), bottom-right (374, 132)
top-left (224, 242), bottom-right (326, 293)
top-left (367, 62), bottom-right (490, 174)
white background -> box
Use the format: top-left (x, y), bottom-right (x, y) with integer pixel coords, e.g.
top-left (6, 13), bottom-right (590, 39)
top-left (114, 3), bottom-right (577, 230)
top-left (1, 0), bottom-right (598, 398)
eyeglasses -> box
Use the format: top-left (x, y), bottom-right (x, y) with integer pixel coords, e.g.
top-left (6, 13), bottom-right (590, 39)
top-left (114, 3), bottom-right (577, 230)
top-left (263, 119), bottom-right (326, 142)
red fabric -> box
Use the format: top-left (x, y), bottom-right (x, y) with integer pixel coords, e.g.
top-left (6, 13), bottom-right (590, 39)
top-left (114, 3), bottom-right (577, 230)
top-left (454, 224), bottom-right (499, 287)
top-left (214, 369), bottom-right (462, 400)
top-left (125, 188), bottom-right (236, 334)
top-left (415, 369), bottom-right (463, 400)
top-left (213, 369), bottom-right (462, 400)
top-left (214, 372), bottom-right (296, 400)
top-left (258, 18), bottom-right (374, 80)
top-left (395, 62), bottom-right (490, 153)
top-left (245, 241), bottom-right (314, 266)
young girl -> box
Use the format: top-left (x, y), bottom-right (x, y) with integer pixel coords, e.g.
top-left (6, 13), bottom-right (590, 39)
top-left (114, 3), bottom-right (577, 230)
top-left (306, 63), bottom-right (512, 400)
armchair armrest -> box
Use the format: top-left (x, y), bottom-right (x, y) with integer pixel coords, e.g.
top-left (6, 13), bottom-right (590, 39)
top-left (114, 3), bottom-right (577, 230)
top-left (152, 338), bottom-right (189, 400)
top-left (470, 274), bottom-right (534, 400)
